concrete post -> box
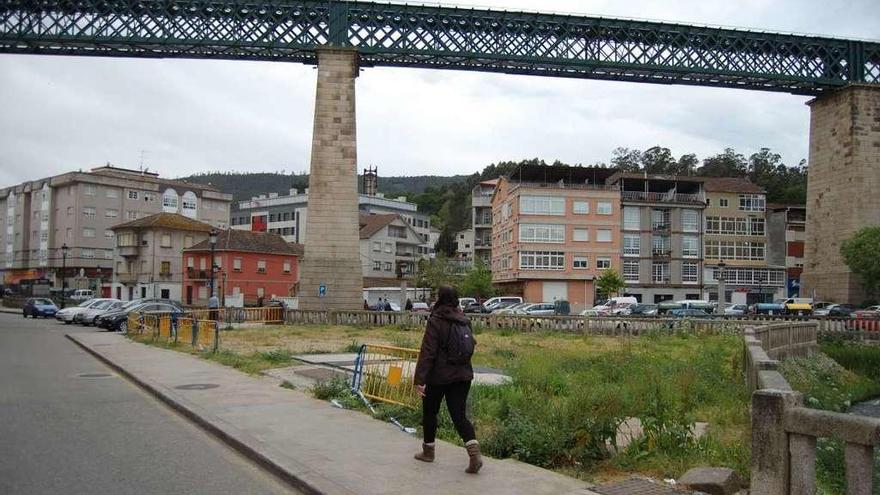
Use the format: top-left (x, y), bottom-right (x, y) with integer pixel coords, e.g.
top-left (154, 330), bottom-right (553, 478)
top-left (801, 85), bottom-right (880, 304)
top-left (750, 389), bottom-right (802, 495)
top-left (299, 48), bottom-right (365, 311)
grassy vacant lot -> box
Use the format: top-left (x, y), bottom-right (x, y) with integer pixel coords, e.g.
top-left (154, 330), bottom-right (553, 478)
top-left (153, 323), bottom-right (751, 482)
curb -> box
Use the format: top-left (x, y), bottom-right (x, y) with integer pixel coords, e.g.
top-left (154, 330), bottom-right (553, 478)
top-left (66, 333), bottom-right (353, 495)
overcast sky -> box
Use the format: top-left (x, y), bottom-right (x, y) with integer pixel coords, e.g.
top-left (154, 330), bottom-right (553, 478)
top-left (1, 0), bottom-right (877, 186)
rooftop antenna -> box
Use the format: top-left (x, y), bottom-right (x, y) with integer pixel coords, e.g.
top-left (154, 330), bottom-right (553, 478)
top-left (139, 150), bottom-right (148, 172)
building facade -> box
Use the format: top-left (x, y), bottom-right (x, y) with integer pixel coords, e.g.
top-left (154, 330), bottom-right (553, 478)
top-left (767, 204), bottom-right (806, 298)
top-left (231, 189), bottom-right (435, 259)
top-left (490, 171), bottom-right (621, 313)
top-left (701, 178), bottom-right (786, 304)
top-left (471, 180), bottom-right (496, 266)
top-left (0, 165), bottom-right (232, 292)
top-left (359, 214), bottom-right (425, 286)
top-left (182, 230), bottom-right (302, 307)
top-left (110, 213), bottom-right (213, 301)
top-left (454, 228), bottom-right (474, 261)
top-left (607, 173), bottom-right (706, 303)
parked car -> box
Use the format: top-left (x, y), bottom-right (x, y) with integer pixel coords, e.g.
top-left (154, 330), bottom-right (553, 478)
top-left (724, 304), bottom-right (750, 316)
top-left (751, 302), bottom-right (785, 315)
top-left (628, 304), bottom-right (658, 316)
top-left (668, 308), bottom-right (711, 318)
top-left (102, 302), bottom-right (185, 332)
top-left (69, 289), bottom-right (94, 301)
top-left (676, 300), bottom-right (718, 314)
top-left (78, 299), bottom-right (123, 326)
top-left (462, 301), bottom-right (483, 313)
top-left (489, 301), bottom-right (520, 313)
top-left (494, 302), bottom-right (531, 315)
top-left (55, 298), bottom-right (106, 324)
top-left (411, 302), bottom-right (430, 313)
top-left (517, 303), bottom-right (557, 316)
top-left (458, 297), bottom-right (477, 309)
top-left (780, 297), bottom-right (813, 315)
top-left (811, 301), bottom-right (835, 316)
top-left (96, 299), bottom-right (183, 330)
top-left (657, 301), bottom-right (684, 315)
top-left (482, 296), bottom-right (523, 312)
top-left (591, 297), bottom-right (639, 315)
top-left (23, 298), bottom-right (59, 318)
top-left (828, 304), bottom-right (857, 317)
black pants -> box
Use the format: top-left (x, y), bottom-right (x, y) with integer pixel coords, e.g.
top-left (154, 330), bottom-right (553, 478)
top-left (422, 381), bottom-right (476, 444)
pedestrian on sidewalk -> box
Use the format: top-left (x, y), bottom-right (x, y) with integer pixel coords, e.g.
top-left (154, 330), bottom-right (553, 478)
top-left (208, 293), bottom-right (220, 322)
top-left (413, 285), bottom-right (482, 474)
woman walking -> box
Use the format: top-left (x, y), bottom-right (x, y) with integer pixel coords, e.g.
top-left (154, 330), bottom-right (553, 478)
top-left (413, 285), bottom-right (482, 474)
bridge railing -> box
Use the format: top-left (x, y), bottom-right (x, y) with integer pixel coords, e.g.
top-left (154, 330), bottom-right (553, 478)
top-left (743, 323), bottom-right (880, 494)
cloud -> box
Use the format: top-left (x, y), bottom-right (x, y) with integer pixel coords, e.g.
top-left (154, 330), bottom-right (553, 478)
top-left (0, 0), bottom-right (877, 184)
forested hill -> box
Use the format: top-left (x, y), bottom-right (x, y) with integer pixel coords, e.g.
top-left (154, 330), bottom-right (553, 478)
top-left (177, 171), bottom-right (469, 204)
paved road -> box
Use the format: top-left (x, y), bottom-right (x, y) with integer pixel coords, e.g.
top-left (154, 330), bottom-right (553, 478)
top-left (0, 313), bottom-right (298, 495)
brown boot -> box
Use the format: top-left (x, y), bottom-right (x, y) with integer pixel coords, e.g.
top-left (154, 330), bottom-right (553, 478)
top-left (414, 443), bottom-right (435, 463)
top-left (465, 440), bottom-right (483, 474)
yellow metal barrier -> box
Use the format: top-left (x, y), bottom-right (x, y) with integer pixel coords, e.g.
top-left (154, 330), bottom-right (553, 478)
top-left (188, 306), bottom-right (283, 324)
top-left (194, 319), bottom-right (218, 350)
top-left (177, 318), bottom-right (194, 345)
top-left (158, 316), bottom-right (172, 340)
top-left (353, 344), bottom-right (420, 409)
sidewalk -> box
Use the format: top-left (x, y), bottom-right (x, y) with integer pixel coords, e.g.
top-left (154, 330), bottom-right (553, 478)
top-left (68, 332), bottom-right (597, 495)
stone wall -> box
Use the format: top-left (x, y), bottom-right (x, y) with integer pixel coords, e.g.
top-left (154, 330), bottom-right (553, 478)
top-left (801, 85), bottom-right (880, 304)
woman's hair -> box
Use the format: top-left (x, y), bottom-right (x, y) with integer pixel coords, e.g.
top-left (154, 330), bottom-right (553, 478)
top-left (435, 285), bottom-right (459, 307)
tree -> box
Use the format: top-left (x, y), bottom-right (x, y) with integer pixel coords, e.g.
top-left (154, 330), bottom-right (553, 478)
top-left (640, 146), bottom-right (677, 174)
top-left (595, 269), bottom-right (626, 299)
top-left (840, 227), bottom-right (880, 297)
top-left (457, 260), bottom-right (495, 299)
top-left (610, 147), bottom-right (642, 172)
top-left (415, 256), bottom-right (457, 292)
top-left (697, 148), bottom-right (748, 177)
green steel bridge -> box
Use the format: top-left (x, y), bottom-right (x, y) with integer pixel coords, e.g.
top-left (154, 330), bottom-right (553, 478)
top-left (1, 1), bottom-right (879, 95)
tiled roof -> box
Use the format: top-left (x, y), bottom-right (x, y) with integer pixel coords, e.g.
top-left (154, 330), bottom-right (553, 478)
top-left (187, 229), bottom-right (303, 255)
top-left (111, 212), bottom-right (214, 232)
top-left (359, 213), bottom-right (399, 239)
top-left (701, 177), bottom-right (765, 194)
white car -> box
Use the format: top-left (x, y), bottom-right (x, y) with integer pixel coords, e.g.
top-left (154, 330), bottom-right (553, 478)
top-left (78, 299), bottom-right (123, 326)
top-left (724, 304), bottom-right (749, 316)
top-left (55, 298), bottom-right (104, 324)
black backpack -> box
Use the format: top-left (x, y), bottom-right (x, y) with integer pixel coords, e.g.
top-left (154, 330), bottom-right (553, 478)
top-left (445, 320), bottom-right (475, 365)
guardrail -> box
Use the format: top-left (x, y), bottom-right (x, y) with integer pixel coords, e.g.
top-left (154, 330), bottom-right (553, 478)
top-left (188, 306), bottom-right (285, 325)
top-left (743, 323), bottom-right (880, 494)
top-left (351, 344), bottom-right (420, 409)
top-left (127, 313), bottom-right (218, 351)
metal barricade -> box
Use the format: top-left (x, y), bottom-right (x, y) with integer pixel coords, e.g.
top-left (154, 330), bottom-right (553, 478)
top-left (351, 344), bottom-right (420, 409)
top-left (194, 319), bottom-right (219, 351)
top-left (158, 316), bottom-right (173, 341)
top-left (176, 318), bottom-right (194, 345)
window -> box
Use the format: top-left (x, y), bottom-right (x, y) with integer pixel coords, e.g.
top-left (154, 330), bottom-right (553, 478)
top-left (199, 257), bottom-right (207, 270)
top-left (388, 225), bottom-right (407, 239)
top-left (83, 207), bottom-right (96, 218)
top-left (519, 224), bottom-right (565, 243)
top-left (103, 249), bottom-right (113, 259)
top-left (373, 241), bottom-right (381, 252)
top-left (739, 194), bottom-right (765, 212)
top-left (81, 248), bottom-right (95, 259)
top-left (597, 202), bottom-right (613, 215)
top-left (198, 286), bottom-right (207, 299)
top-left (519, 195), bottom-right (564, 215)
top-left (573, 201), bottom-right (589, 214)
top-left (573, 228), bottom-right (588, 242)
top-left (705, 216), bottom-right (765, 236)
top-left (104, 230), bottom-right (114, 239)
top-left (67, 206), bottom-right (73, 216)
top-left (623, 260), bottom-right (639, 282)
top-left (160, 261), bottom-right (171, 274)
top-left (127, 190), bottom-right (139, 200)
top-left (256, 260), bottom-right (266, 273)
top-left (623, 207), bottom-right (640, 230)
top-left (719, 198), bottom-right (728, 208)
top-left (373, 260), bottom-right (381, 271)
top-left (233, 258), bottom-right (242, 271)
top-left (519, 251), bottom-right (565, 270)
top-left (214, 256), bottom-right (221, 269)
top-left (682, 236), bottom-right (699, 258)
top-left (162, 189), bottom-right (179, 210)
top-left (652, 235), bottom-right (671, 255)
top-left (384, 242), bottom-right (392, 253)
top-left (183, 235), bottom-right (193, 248)
top-left (384, 262), bottom-right (392, 271)
top-left (187, 257), bottom-right (194, 269)
top-left (682, 262), bottom-right (699, 284)
top-left (40, 231), bottom-right (48, 242)
top-left (573, 256), bottom-right (589, 269)
top-left (256, 287), bottom-right (265, 298)
top-left (682, 210), bottom-right (699, 232)
top-left (105, 208), bottom-right (118, 218)
top-left (596, 257), bottom-right (611, 269)
top-left (651, 209), bottom-right (670, 230)
top-left (160, 234), bottom-right (171, 248)
top-left (83, 184), bottom-right (97, 196)
top-left (704, 240), bottom-right (765, 261)
top-left (106, 188), bottom-right (118, 199)
top-left (283, 260), bottom-right (291, 273)
top-left (623, 234), bottom-right (640, 256)
top-left (652, 262), bottom-right (670, 283)
top-left (749, 217), bottom-right (765, 236)
top-left (82, 227), bottom-right (95, 238)
top-left (126, 211), bottom-right (138, 220)
top-left (596, 229), bottom-right (612, 242)
top-left (143, 193), bottom-right (156, 202)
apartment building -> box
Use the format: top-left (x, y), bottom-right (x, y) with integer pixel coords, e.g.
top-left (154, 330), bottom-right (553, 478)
top-left (767, 204), bottom-right (807, 298)
top-left (607, 173), bottom-right (706, 303)
top-left (454, 228), bottom-right (475, 261)
top-left (701, 178), bottom-right (786, 304)
top-left (182, 230), bottom-right (302, 306)
top-left (471, 179), bottom-right (497, 266)
top-left (110, 212), bottom-right (213, 301)
top-left (232, 189), bottom-right (435, 259)
top-left (359, 214), bottom-right (425, 286)
top-left (490, 166), bottom-right (620, 312)
top-left (0, 165), bottom-right (232, 291)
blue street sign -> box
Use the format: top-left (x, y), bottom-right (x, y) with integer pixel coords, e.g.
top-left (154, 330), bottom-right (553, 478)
top-left (319, 284), bottom-right (326, 297)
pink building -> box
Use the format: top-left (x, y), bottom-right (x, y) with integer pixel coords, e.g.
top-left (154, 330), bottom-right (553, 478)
top-left (491, 167), bottom-right (621, 312)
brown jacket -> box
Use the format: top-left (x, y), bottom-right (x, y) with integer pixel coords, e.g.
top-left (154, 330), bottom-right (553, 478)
top-left (414, 305), bottom-right (475, 386)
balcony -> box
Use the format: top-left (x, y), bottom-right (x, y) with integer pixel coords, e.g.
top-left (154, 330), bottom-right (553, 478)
top-left (622, 190), bottom-right (705, 205)
top-left (651, 249), bottom-right (672, 258)
top-left (116, 273), bottom-right (139, 284)
top-left (395, 251), bottom-right (415, 258)
top-left (118, 245), bottom-right (138, 257)
top-left (187, 268), bottom-right (209, 279)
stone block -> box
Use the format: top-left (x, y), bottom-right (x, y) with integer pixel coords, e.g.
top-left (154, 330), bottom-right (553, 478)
top-left (678, 467), bottom-right (742, 495)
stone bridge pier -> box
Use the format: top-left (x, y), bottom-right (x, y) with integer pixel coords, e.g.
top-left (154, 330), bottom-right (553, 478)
top-left (298, 49), bottom-right (364, 311)
top-left (801, 85), bottom-right (880, 304)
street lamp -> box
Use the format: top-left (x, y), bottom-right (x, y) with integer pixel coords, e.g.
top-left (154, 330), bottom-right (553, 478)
top-left (716, 260), bottom-right (727, 316)
top-left (209, 229), bottom-right (218, 299)
top-left (60, 243), bottom-right (69, 309)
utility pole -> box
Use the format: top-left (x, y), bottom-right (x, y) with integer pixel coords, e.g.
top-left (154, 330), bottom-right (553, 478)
top-left (60, 243), bottom-right (69, 309)
top-left (716, 260), bottom-right (726, 316)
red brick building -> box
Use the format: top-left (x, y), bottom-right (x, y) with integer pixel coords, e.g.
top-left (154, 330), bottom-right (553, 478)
top-left (182, 230), bottom-right (303, 306)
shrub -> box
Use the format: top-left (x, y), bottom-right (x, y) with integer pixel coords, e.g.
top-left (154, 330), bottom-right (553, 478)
top-left (312, 376), bottom-right (351, 401)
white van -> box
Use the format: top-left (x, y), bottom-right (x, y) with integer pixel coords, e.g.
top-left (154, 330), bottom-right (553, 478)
top-left (70, 289), bottom-right (94, 301)
top-left (586, 296), bottom-right (639, 315)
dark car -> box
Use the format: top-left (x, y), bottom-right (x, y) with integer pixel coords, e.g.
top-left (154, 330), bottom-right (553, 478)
top-left (462, 302), bottom-right (484, 313)
top-left (668, 308), bottom-right (711, 318)
top-left (23, 297), bottom-right (59, 318)
top-left (97, 299), bottom-right (183, 331)
top-left (828, 304), bottom-right (857, 317)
